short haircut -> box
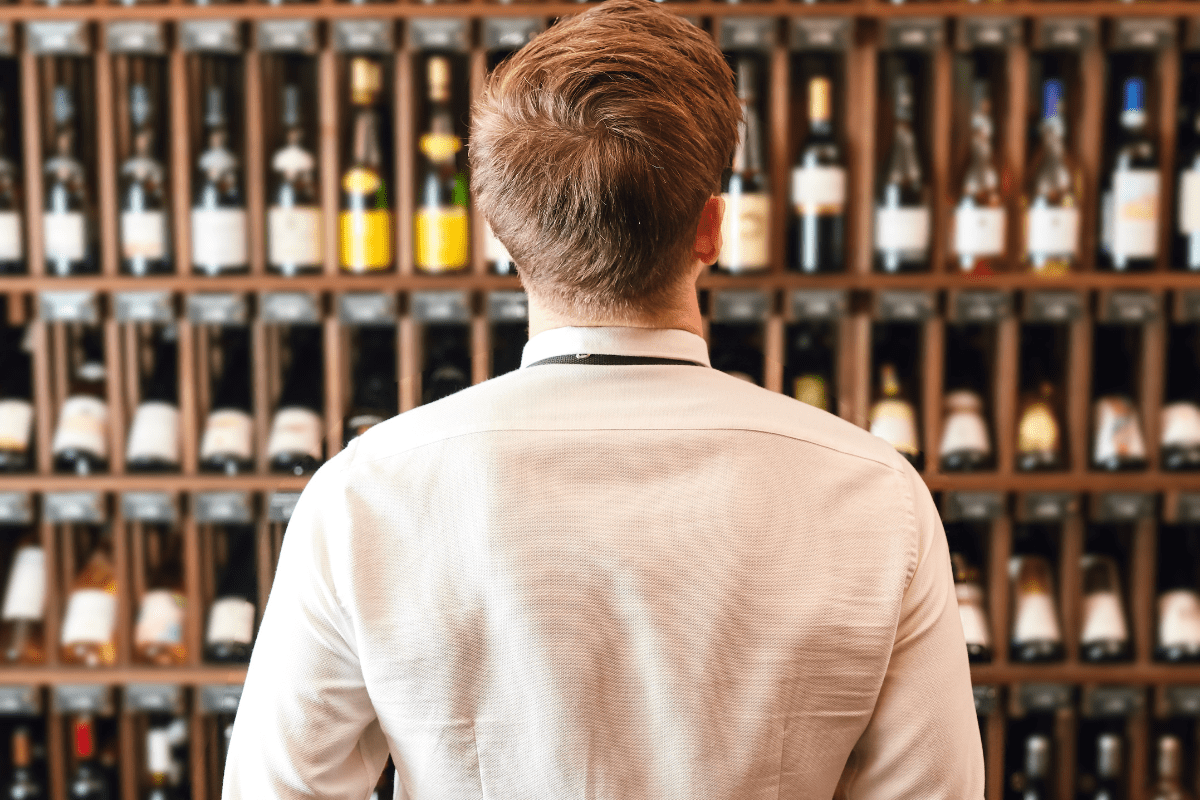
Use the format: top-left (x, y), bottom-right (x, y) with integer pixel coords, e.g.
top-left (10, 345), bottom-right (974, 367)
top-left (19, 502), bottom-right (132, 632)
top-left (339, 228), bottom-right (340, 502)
top-left (469, 0), bottom-right (740, 321)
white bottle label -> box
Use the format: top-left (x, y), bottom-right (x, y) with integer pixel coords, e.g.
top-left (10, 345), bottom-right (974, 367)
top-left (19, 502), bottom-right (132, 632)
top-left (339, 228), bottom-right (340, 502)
top-left (266, 407), bottom-right (322, 461)
top-left (953, 206), bottom-right (1006, 257)
top-left (206, 597), bottom-right (255, 645)
top-left (2, 547), bottom-right (45, 622)
top-left (874, 206), bottom-right (930, 253)
top-left (52, 395), bottom-right (109, 458)
top-left (869, 398), bottom-right (919, 456)
top-left (718, 192), bottom-right (771, 271)
top-left (43, 211), bottom-right (86, 261)
top-left (955, 583), bottom-right (991, 648)
top-left (1111, 169), bottom-right (1159, 258)
top-left (61, 588), bottom-right (117, 646)
top-left (126, 401), bottom-right (180, 464)
top-left (1026, 206), bottom-right (1079, 256)
top-left (483, 221), bottom-right (512, 266)
top-left (939, 409), bottom-right (991, 458)
top-left (1093, 396), bottom-right (1147, 464)
top-left (0, 210), bottom-right (24, 261)
top-left (1081, 591), bottom-right (1128, 644)
top-left (135, 589), bottom-right (185, 646)
top-left (791, 166), bottom-right (846, 213)
top-left (201, 409), bottom-right (253, 461)
top-left (1179, 170), bottom-right (1200, 234)
top-left (267, 206), bottom-right (323, 268)
top-left (0, 399), bottom-right (33, 452)
top-left (1162, 401), bottom-right (1200, 447)
top-left (1159, 590), bottom-right (1200, 648)
top-left (191, 208), bottom-right (248, 269)
top-left (1013, 591), bottom-right (1062, 643)
top-left (120, 210), bottom-right (167, 260)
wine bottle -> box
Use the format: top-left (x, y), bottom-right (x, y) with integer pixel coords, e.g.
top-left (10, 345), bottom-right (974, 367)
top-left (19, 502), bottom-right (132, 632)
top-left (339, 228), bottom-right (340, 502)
top-left (7, 726), bottom-right (42, 800)
top-left (786, 324), bottom-right (834, 412)
top-left (716, 57), bottom-right (770, 274)
top-left (1156, 527), bottom-right (1200, 663)
top-left (484, 220), bottom-right (515, 275)
top-left (874, 71), bottom-right (930, 274)
top-left (0, 97), bottom-right (26, 275)
top-left (952, 80), bottom-right (1005, 275)
top-left (1148, 736), bottom-right (1195, 800)
top-left (142, 728), bottom-right (175, 800)
top-left (340, 57), bottom-right (391, 274)
top-left (267, 325), bottom-right (324, 475)
top-left (52, 328), bottom-right (109, 476)
top-left (422, 326), bottom-right (471, 405)
top-left (1016, 334), bottom-right (1065, 472)
top-left (790, 75), bottom-right (845, 274)
top-left (267, 83), bottom-right (322, 276)
top-left (343, 326), bottom-right (396, 446)
top-left (1162, 324), bottom-right (1200, 471)
top-left (204, 525), bottom-right (257, 664)
top-left (68, 716), bottom-right (110, 800)
top-left (60, 527), bottom-right (118, 667)
top-left (199, 326), bottom-right (254, 476)
top-left (133, 524), bottom-right (187, 666)
top-left (192, 85), bottom-right (248, 276)
top-left (1, 528), bottom-right (46, 665)
top-left (1024, 78), bottom-right (1082, 276)
top-left (947, 526), bottom-right (991, 663)
top-left (939, 332), bottom-right (992, 471)
top-left (1091, 327), bottom-right (1147, 471)
top-left (43, 85), bottom-right (95, 277)
top-left (119, 83), bottom-right (171, 276)
top-left (0, 325), bottom-right (34, 472)
top-left (126, 326), bottom-right (180, 474)
top-left (1080, 530), bottom-right (1131, 663)
top-left (1015, 735), bottom-right (1052, 800)
top-left (1009, 530), bottom-right (1064, 663)
top-left (868, 362), bottom-right (922, 469)
top-left (1099, 77), bottom-right (1159, 273)
top-left (1175, 87), bottom-right (1200, 272)
top-left (414, 55), bottom-right (470, 274)
top-left (1092, 734), bottom-right (1123, 800)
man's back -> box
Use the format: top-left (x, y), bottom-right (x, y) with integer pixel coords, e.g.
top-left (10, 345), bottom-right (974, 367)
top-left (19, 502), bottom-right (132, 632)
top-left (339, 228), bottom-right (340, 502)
top-left (223, 327), bottom-right (983, 799)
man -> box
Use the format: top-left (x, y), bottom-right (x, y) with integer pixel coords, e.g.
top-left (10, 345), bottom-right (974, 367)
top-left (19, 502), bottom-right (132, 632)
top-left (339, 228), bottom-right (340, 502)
top-left (223, 0), bottom-right (984, 796)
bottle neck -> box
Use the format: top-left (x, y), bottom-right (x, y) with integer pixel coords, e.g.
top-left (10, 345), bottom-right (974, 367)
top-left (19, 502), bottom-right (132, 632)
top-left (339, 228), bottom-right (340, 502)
top-left (354, 110), bottom-right (382, 170)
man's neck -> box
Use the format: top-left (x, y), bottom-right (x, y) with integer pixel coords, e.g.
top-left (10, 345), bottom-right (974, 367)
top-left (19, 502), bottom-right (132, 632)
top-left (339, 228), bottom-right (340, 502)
top-left (526, 298), bottom-right (704, 340)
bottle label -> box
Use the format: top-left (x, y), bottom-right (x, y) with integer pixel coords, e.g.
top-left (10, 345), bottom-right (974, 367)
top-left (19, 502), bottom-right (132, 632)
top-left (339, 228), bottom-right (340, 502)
top-left (955, 583), bottom-right (991, 648)
top-left (60, 588), bottom-right (117, 646)
top-left (939, 408), bottom-right (991, 459)
top-left (266, 406), bottom-right (322, 461)
top-left (339, 209), bottom-right (391, 272)
top-left (191, 208), bottom-right (248, 269)
top-left (206, 597), bottom-right (255, 645)
top-left (483, 221), bottom-right (512, 266)
top-left (43, 211), bottom-right (86, 261)
top-left (874, 206), bottom-right (930, 254)
top-left (1081, 590), bottom-right (1128, 645)
top-left (268, 206), bottom-right (323, 268)
top-left (52, 395), bottom-right (109, 459)
top-left (1093, 396), bottom-right (1147, 464)
top-left (0, 399), bottom-right (33, 453)
top-left (869, 398), bottom-right (919, 456)
top-left (120, 210), bottom-right (167, 260)
top-left (718, 192), bottom-right (771, 271)
top-left (953, 206), bottom-right (1006, 257)
top-left (1179, 170), bottom-right (1200, 234)
top-left (135, 589), bottom-right (185, 646)
top-left (126, 401), bottom-right (180, 465)
top-left (1160, 590), bottom-right (1200, 648)
top-left (200, 408), bottom-right (253, 461)
top-left (0, 210), bottom-right (24, 261)
top-left (1162, 401), bottom-right (1200, 447)
top-left (414, 206), bottom-right (470, 272)
top-left (1013, 590), bottom-right (1062, 644)
top-left (793, 374), bottom-right (828, 411)
top-left (1026, 206), bottom-right (1079, 257)
top-left (1111, 170), bottom-right (1159, 258)
top-left (790, 166), bottom-right (846, 214)
top-left (2, 546), bottom-right (45, 622)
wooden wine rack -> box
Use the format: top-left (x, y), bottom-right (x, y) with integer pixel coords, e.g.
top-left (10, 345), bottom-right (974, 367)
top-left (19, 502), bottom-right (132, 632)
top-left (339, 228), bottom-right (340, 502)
top-left (1, 1), bottom-right (1200, 798)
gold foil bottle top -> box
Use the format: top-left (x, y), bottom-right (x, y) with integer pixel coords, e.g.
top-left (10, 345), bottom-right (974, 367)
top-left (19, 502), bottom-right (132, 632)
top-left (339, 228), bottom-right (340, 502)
top-left (350, 57), bottom-right (382, 107)
top-left (880, 363), bottom-right (900, 398)
top-left (427, 56), bottom-right (451, 103)
top-left (809, 77), bottom-right (832, 124)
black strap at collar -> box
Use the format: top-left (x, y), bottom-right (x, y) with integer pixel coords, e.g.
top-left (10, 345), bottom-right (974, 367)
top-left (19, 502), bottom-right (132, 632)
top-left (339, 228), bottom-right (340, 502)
top-left (526, 353), bottom-right (706, 368)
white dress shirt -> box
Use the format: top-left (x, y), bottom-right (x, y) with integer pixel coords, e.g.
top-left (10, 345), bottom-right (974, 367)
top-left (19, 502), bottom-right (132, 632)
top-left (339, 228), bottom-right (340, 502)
top-left (224, 325), bottom-right (984, 800)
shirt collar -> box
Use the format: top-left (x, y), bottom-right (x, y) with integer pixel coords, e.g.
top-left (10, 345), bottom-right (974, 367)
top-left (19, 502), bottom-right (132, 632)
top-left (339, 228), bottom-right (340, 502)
top-left (520, 326), bottom-right (712, 370)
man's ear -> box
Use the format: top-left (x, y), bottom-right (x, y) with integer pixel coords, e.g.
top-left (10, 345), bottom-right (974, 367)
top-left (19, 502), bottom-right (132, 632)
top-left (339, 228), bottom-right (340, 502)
top-left (692, 195), bottom-right (724, 266)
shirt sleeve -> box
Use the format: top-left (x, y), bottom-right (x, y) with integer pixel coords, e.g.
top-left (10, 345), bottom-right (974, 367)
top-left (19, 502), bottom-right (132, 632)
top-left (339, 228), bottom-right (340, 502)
top-left (222, 454), bottom-right (390, 799)
top-left (842, 456), bottom-right (986, 798)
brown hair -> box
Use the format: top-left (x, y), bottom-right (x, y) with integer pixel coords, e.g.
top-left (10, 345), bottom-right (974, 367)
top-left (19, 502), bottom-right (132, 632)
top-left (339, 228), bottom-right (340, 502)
top-left (469, 0), bottom-right (740, 321)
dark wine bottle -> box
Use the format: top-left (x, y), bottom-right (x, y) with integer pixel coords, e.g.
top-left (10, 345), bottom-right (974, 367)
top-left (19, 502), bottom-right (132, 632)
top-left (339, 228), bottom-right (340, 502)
top-left (1016, 734), bottom-right (1052, 800)
top-left (267, 325), bottom-right (324, 475)
top-left (343, 327), bottom-right (396, 446)
top-left (69, 716), bottom-right (111, 800)
top-left (0, 96), bottom-right (26, 275)
top-left (7, 726), bottom-right (42, 800)
top-left (946, 524), bottom-right (991, 664)
top-left (716, 57), bottom-right (771, 275)
top-left (1080, 527), bottom-right (1132, 663)
top-left (126, 327), bottom-right (180, 474)
top-left (1174, 83), bottom-right (1200, 272)
top-left (422, 325), bottom-right (471, 405)
top-left (0, 325), bottom-right (34, 472)
top-left (199, 326), bottom-right (254, 476)
top-left (1091, 733), bottom-right (1124, 800)
top-left (191, 85), bottom-right (248, 276)
top-left (1155, 526), bottom-right (1200, 663)
top-left (204, 525), bottom-right (257, 664)
top-left (1010, 525), bottom-right (1065, 663)
top-left (789, 74), bottom-right (845, 274)
top-left (1091, 326), bottom-right (1147, 472)
top-left (118, 82), bottom-right (171, 276)
top-left (43, 85), bottom-right (95, 277)
top-left (785, 323), bottom-right (834, 412)
top-left (1162, 324), bottom-right (1200, 471)
top-left (52, 328), bottom-right (109, 476)
top-left (874, 71), bottom-right (930, 274)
